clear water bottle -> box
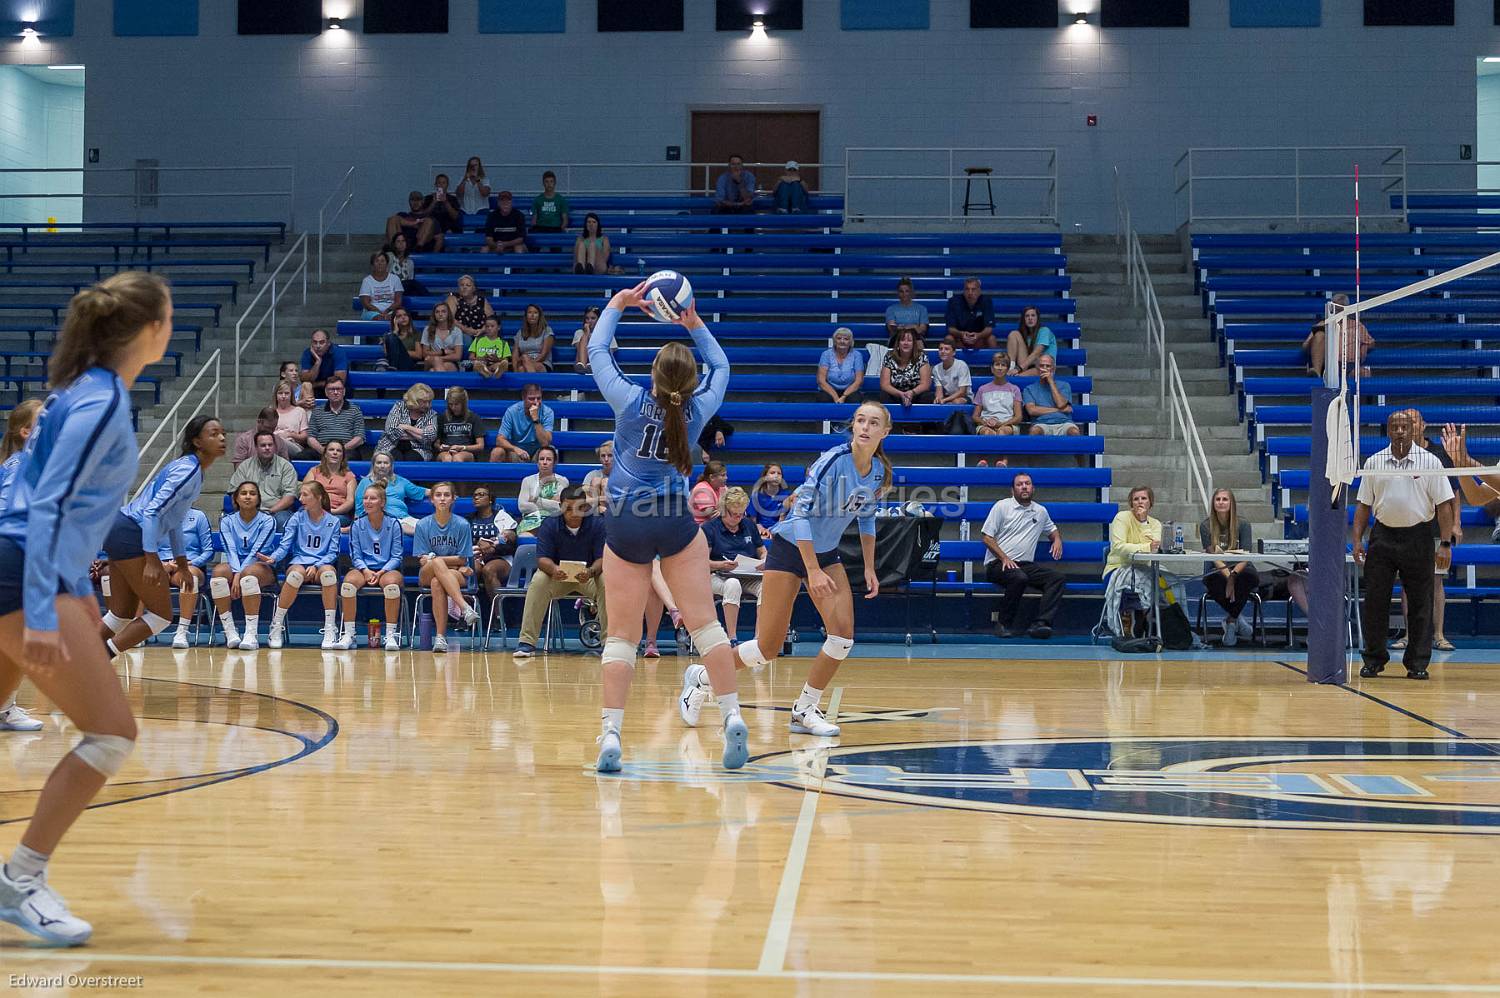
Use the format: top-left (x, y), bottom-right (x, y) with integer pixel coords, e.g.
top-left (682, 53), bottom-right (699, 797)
top-left (637, 258), bottom-right (645, 277)
top-left (1163, 521), bottom-right (1175, 554)
top-left (1174, 523), bottom-right (1185, 552)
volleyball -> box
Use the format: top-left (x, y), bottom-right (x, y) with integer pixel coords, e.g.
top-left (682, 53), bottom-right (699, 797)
top-left (642, 270), bottom-right (694, 323)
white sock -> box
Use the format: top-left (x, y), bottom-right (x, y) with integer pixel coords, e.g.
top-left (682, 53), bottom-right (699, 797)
top-left (106, 638), bottom-right (121, 656)
top-left (342, 621), bottom-right (356, 640)
top-left (716, 692), bottom-right (741, 719)
top-left (5, 843), bottom-right (48, 881)
top-left (794, 683), bottom-right (824, 712)
top-left (0, 696), bottom-right (14, 712)
top-left (323, 610), bottom-right (336, 633)
top-left (271, 607), bottom-right (288, 628)
top-left (695, 666), bottom-right (713, 690)
top-left (219, 611), bottom-right (237, 632)
top-left (243, 614), bottom-right (258, 636)
top-left (384, 625), bottom-right (398, 641)
top-left (175, 618), bottom-right (190, 632)
top-left (602, 707), bottom-right (624, 734)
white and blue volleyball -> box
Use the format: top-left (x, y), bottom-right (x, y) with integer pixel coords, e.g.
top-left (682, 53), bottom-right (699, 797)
top-left (642, 270), bottom-right (694, 323)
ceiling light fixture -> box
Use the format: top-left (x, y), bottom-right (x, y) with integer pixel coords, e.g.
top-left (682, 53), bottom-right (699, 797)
top-left (1073, 12), bottom-right (1088, 25)
top-left (326, 16), bottom-right (343, 30)
top-left (19, 22), bottom-right (38, 38)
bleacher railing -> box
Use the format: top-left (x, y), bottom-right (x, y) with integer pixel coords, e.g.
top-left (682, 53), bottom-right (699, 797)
top-left (1407, 159), bottom-right (1500, 198)
top-left (426, 162), bottom-right (841, 197)
top-left (234, 233), bottom-right (307, 402)
top-left (0, 165), bottom-right (296, 228)
top-left (1172, 146), bottom-right (1406, 228)
top-left (134, 348), bottom-right (221, 498)
top-left (843, 148), bottom-right (1058, 224)
top-left (317, 166), bottom-right (355, 285)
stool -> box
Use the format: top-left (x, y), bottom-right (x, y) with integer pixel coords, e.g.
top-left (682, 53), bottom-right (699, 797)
top-left (963, 167), bottom-right (995, 216)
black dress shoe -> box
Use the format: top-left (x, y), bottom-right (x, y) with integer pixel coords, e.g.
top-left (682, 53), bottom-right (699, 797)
top-left (1028, 623), bottom-right (1053, 640)
top-left (1406, 668), bottom-right (1430, 681)
top-left (1359, 663), bottom-right (1385, 678)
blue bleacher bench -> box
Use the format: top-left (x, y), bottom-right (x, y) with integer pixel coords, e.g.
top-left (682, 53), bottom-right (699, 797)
top-left (1, 256), bottom-right (257, 281)
top-left (460, 211), bottom-right (844, 233)
top-left (1213, 296), bottom-right (1500, 322)
top-left (1221, 321), bottom-right (1499, 349)
top-left (411, 251), bottom-right (1068, 276)
top-left (0, 276), bottom-right (242, 304)
top-left (0, 220), bottom-right (285, 241)
top-left (0, 236), bottom-right (276, 265)
top-left (347, 370), bottom-right (1093, 397)
top-left (1241, 376), bottom-right (1500, 409)
top-left (1191, 233), bottom-right (1500, 257)
top-left (450, 231), bottom-right (1062, 253)
top-left (1233, 348), bottom-right (1500, 375)
top-left (369, 294), bottom-right (1079, 321)
top-left (446, 273), bottom-right (1071, 296)
top-left (0, 322), bottom-right (203, 352)
top-left (483, 194), bottom-right (844, 213)
top-left (1253, 404), bottom-right (1500, 438)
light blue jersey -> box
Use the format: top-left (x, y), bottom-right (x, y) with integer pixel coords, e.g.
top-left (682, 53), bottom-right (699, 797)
top-left (350, 513), bottom-right (404, 572)
top-left (0, 453), bottom-right (22, 514)
top-left (588, 306), bottom-right (729, 501)
top-left (157, 508), bottom-right (214, 568)
top-left (414, 513), bottom-right (472, 560)
top-left (267, 509), bottom-right (342, 565)
top-left (122, 453), bottom-right (204, 558)
top-left (220, 510), bottom-right (277, 572)
top-left (0, 367), bottom-right (137, 632)
top-left (771, 444), bottom-right (885, 554)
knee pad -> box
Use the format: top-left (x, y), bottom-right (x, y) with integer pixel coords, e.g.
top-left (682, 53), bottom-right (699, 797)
top-left (340, 582), bottom-right (358, 599)
top-left (721, 578), bottom-right (743, 606)
top-left (383, 584), bottom-right (402, 600)
top-left (143, 610), bottom-right (173, 636)
top-left (72, 732), bottom-right (134, 777)
top-left (320, 569), bottom-right (337, 587)
top-left (737, 638), bottom-right (771, 670)
top-left (821, 634), bottom-right (854, 661)
top-left (239, 575), bottom-right (261, 597)
top-left (690, 621), bottom-right (730, 657)
top-left (209, 576), bottom-right (231, 600)
top-left (286, 570), bottom-right (305, 589)
top-left (101, 611), bottom-right (130, 635)
top-left (602, 637), bottom-right (637, 669)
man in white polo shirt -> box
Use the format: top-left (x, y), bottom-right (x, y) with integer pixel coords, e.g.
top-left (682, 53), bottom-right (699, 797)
top-left (1352, 410), bottom-right (1458, 680)
top-left (981, 472), bottom-right (1065, 639)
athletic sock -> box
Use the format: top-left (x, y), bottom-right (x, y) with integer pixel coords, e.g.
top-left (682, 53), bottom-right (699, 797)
top-left (271, 607), bottom-right (288, 628)
top-left (794, 683), bottom-right (824, 713)
top-left (105, 638), bottom-right (121, 657)
top-left (716, 692), bottom-right (741, 719)
top-left (5, 844), bottom-right (48, 881)
top-left (342, 622), bottom-right (356, 640)
top-left (602, 707), bottom-right (624, 734)
top-left (323, 610), bottom-right (336, 633)
top-left (0, 696), bottom-right (14, 712)
top-left (243, 614), bottom-right (259, 637)
top-left (219, 611), bottom-right (236, 631)
top-left (175, 618), bottom-right (190, 633)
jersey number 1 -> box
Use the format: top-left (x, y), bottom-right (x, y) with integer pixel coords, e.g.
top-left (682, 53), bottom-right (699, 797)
top-left (636, 423), bottom-right (670, 462)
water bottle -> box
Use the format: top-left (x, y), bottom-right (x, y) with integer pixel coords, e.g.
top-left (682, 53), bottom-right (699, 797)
top-left (367, 619), bottom-right (379, 649)
top-left (418, 613), bottom-right (434, 650)
top-left (637, 258), bottom-right (645, 277)
top-left (1164, 521), bottom-right (1175, 554)
top-left (1174, 523), bottom-right (1185, 553)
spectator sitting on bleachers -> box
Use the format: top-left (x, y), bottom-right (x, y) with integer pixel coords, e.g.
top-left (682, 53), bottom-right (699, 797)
top-left (532, 171), bottom-right (570, 233)
top-left (932, 339), bottom-right (973, 435)
top-left (386, 190), bottom-right (440, 253)
top-left (885, 277), bottom-right (929, 343)
top-left (382, 307), bottom-right (423, 372)
top-left (514, 304), bottom-right (556, 374)
top-left (420, 302), bottom-right (465, 373)
top-left (749, 463), bottom-right (790, 539)
top-left (516, 444), bottom-right (569, 535)
top-left (690, 460), bottom-right (728, 524)
top-left (436, 387), bottom-right (486, 465)
top-left (981, 472), bottom-right (1065, 640)
top-left (470, 485), bottom-right (518, 594)
top-left (359, 251), bottom-right (404, 322)
top-left (413, 482), bottom-right (481, 651)
top-left (229, 431), bottom-right (298, 529)
top-left (1441, 423), bottom-right (1500, 539)
top-left (354, 451), bottom-right (428, 535)
top-left (483, 191), bottom-right (528, 253)
top-left (513, 486), bottom-right (606, 658)
top-left (490, 384), bottom-right (555, 462)
top-left (582, 439), bottom-right (613, 511)
top-left (384, 232), bottom-right (427, 297)
top-left (303, 440), bottom-right (357, 524)
top-left (714, 155), bottom-right (756, 214)
top-left (945, 277), bottom-right (996, 350)
top-left (232, 407), bottom-right (290, 464)
top-left (446, 274), bottom-right (494, 339)
top-left (572, 306), bottom-right (604, 374)
top-left (1102, 485), bottom-right (1163, 637)
top-left (305, 374), bottom-right (367, 460)
top-left (699, 414), bottom-right (735, 462)
top-left (279, 361), bottom-right (316, 411)
top-left (423, 174), bottom-right (463, 235)
top-left (301, 327), bottom-right (349, 398)
top-left (375, 383), bottom-right (438, 462)
top-left (1303, 293), bottom-right (1372, 378)
top-left (1200, 487), bottom-right (1256, 647)
top-left (470, 316), bottom-right (512, 379)
top-left (774, 161), bottom-right (810, 214)
top-left (0, 398), bottom-right (42, 512)
top-left (272, 380), bottom-right (311, 459)
top-left (973, 354), bottom-right (1023, 440)
top-left (705, 487), bottom-right (766, 641)
top-left (573, 213), bottom-right (611, 275)
top-left (1023, 354), bottom-right (1081, 450)
top-left (456, 156), bottom-right (492, 216)
top-left (880, 329), bottom-right (934, 414)
top-left (1005, 305), bottom-right (1057, 377)
top-left (817, 327), bottom-right (865, 404)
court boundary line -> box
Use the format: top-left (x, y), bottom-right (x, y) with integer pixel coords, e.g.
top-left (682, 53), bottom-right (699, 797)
top-left (1273, 660), bottom-right (1492, 747)
top-left (756, 685), bottom-right (841, 973)
top-left (3, 950), bottom-right (1498, 992)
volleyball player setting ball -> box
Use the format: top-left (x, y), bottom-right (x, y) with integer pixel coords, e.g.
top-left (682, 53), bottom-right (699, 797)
top-left (587, 274), bottom-right (750, 773)
top-left (681, 402), bottom-right (892, 737)
top-left (0, 272), bottom-right (174, 944)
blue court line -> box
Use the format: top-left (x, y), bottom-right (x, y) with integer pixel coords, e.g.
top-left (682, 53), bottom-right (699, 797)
top-left (1273, 659), bottom-right (1483, 744)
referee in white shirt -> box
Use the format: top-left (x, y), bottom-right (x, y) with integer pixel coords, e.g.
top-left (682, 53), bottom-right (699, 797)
top-left (1352, 411), bottom-right (1458, 680)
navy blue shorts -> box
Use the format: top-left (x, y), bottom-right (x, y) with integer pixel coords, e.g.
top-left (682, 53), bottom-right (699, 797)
top-left (763, 534), bottom-right (841, 579)
top-left (101, 512), bottom-right (146, 561)
top-left (604, 493), bottom-right (701, 564)
top-left (0, 536), bottom-right (23, 618)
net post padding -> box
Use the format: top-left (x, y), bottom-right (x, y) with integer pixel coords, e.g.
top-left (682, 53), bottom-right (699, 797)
top-left (1308, 385), bottom-right (1349, 684)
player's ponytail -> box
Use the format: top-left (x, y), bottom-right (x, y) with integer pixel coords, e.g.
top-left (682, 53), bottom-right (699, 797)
top-left (652, 342), bottom-right (699, 477)
top-left (51, 271), bottom-right (171, 387)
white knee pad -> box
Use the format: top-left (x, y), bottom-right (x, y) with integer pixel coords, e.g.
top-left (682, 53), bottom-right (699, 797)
top-left (690, 621), bottom-right (731, 657)
top-left (320, 569), bottom-right (337, 587)
top-left (340, 583), bottom-right (358, 599)
top-left (209, 576), bottom-right (231, 600)
top-left (143, 610), bottom-right (173, 636)
top-left (383, 584), bottom-right (402, 600)
top-left (721, 578), bottom-right (743, 606)
top-left (286, 570), bottom-right (305, 589)
top-left (821, 634), bottom-right (854, 661)
top-left (239, 575), bottom-right (261, 597)
top-left (602, 637), bottom-right (637, 669)
top-left (72, 732), bottom-right (134, 777)
top-left (101, 611), bottom-right (129, 635)
top-left (737, 638), bottom-right (771, 669)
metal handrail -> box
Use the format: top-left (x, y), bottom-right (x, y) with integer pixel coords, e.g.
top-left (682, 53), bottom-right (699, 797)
top-left (133, 349), bottom-right (221, 498)
top-left (1168, 354), bottom-right (1213, 515)
top-left (845, 147), bottom-right (1059, 224)
top-left (317, 166), bottom-right (355, 284)
top-left (426, 161), bottom-right (843, 197)
top-left (234, 233), bottom-right (308, 402)
top-left (0, 165), bottom-right (296, 227)
top-left (1173, 145), bottom-right (1407, 226)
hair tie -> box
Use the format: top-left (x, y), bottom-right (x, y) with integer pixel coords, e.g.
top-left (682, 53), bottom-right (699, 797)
top-left (669, 391), bottom-right (682, 405)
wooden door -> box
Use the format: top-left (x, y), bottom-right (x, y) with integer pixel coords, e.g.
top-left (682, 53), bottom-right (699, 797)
top-left (690, 110), bottom-right (821, 194)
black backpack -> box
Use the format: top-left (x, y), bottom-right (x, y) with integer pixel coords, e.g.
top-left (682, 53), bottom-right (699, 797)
top-left (1111, 635), bottom-right (1160, 654)
top-left (1158, 601), bottom-right (1196, 650)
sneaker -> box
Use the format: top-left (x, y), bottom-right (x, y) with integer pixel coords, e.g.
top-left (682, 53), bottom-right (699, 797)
top-left (513, 642), bottom-right (535, 659)
top-left (596, 727), bottom-right (622, 773)
top-left (462, 605), bottom-right (481, 629)
top-left (384, 631), bottom-right (401, 652)
top-left (0, 868), bottom-right (92, 946)
top-left (644, 642), bottom-right (660, 659)
top-left (1221, 617), bottom-right (1238, 647)
top-left (320, 628), bottom-right (337, 651)
top-left (0, 704), bottom-right (43, 732)
top-left (267, 625), bottom-right (285, 650)
top-left (172, 629), bottom-right (190, 650)
top-left (239, 634), bottom-right (258, 652)
top-left (790, 704), bottom-right (841, 737)
top-left (222, 627), bottom-right (242, 649)
top-left (722, 713), bottom-right (749, 770)
top-left (432, 635), bottom-right (449, 653)
top-left (679, 664), bottom-right (710, 727)
top-left (331, 633), bottom-right (354, 651)
top-left (1236, 615), bottom-right (1253, 639)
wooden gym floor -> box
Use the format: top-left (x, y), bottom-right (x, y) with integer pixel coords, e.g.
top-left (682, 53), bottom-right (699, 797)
top-left (1, 645), bottom-right (1498, 996)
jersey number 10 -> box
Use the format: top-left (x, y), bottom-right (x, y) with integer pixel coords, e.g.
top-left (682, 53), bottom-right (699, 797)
top-left (635, 423), bottom-right (670, 462)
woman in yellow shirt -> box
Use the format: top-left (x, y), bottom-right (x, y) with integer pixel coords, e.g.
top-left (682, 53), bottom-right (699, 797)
top-left (1103, 485), bottom-right (1162, 636)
